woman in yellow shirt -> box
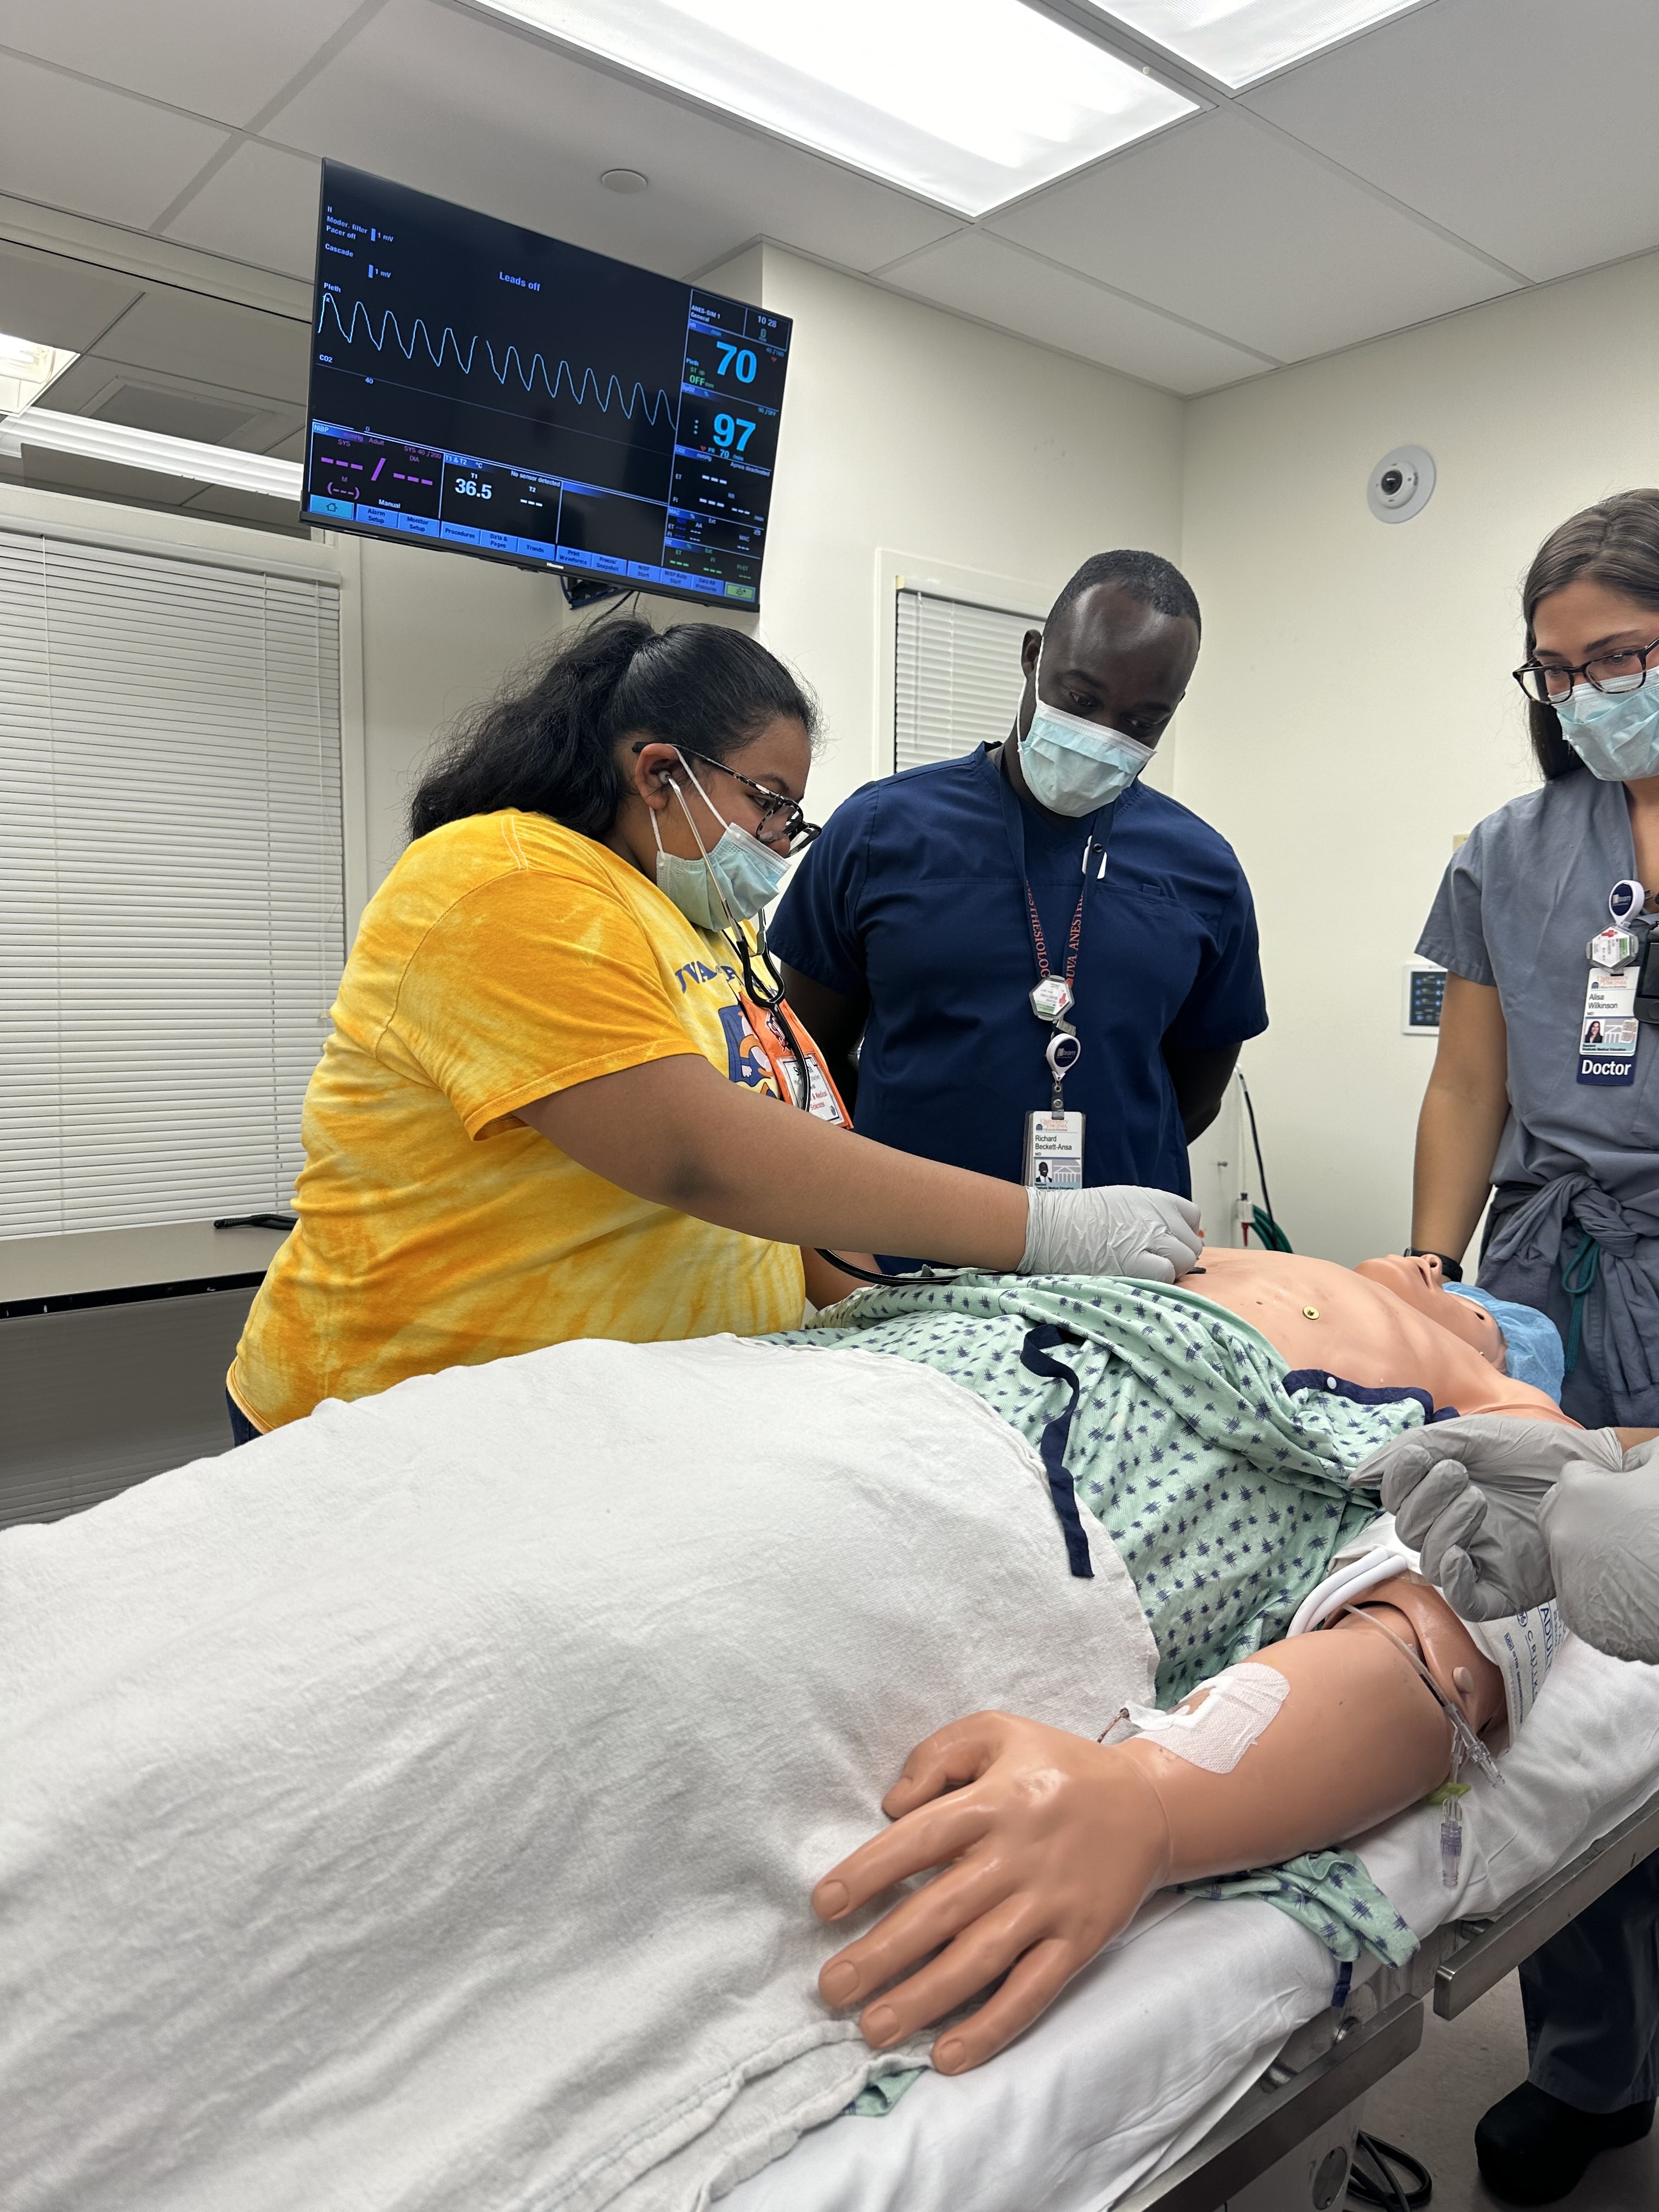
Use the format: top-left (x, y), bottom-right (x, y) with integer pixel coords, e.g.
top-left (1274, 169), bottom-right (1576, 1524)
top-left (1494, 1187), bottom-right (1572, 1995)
top-left (230, 618), bottom-right (1203, 1434)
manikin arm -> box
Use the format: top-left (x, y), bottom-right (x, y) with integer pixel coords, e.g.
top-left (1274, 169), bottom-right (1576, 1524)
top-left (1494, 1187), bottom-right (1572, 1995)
top-left (813, 1586), bottom-right (1500, 2075)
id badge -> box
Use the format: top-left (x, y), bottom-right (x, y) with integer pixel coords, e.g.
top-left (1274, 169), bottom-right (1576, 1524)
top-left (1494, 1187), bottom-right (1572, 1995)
top-left (740, 993), bottom-right (852, 1127)
top-left (1023, 1110), bottom-right (1085, 1189)
top-left (1577, 962), bottom-right (1640, 1086)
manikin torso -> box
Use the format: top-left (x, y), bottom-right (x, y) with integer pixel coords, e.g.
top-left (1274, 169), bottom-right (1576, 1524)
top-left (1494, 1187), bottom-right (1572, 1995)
top-left (1182, 1246), bottom-right (1575, 1427)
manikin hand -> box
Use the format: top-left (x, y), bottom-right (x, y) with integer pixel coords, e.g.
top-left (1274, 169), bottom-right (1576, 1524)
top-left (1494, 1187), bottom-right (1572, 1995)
top-left (1020, 1185), bottom-right (1203, 1284)
top-left (811, 1712), bottom-right (1170, 2074)
top-left (1349, 1416), bottom-right (1625, 1620)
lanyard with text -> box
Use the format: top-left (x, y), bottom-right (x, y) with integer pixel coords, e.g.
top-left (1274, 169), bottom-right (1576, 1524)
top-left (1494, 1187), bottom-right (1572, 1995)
top-left (724, 928), bottom-right (851, 1127)
top-left (995, 763), bottom-right (1110, 1189)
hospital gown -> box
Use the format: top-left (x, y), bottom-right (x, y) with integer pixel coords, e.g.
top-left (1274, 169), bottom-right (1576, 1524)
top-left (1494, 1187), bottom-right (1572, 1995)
top-left (771, 1272), bottom-right (1443, 1985)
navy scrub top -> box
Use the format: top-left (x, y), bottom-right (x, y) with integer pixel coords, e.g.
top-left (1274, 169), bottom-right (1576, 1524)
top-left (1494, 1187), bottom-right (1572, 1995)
top-left (769, 744), bottom-right (1267, 1196)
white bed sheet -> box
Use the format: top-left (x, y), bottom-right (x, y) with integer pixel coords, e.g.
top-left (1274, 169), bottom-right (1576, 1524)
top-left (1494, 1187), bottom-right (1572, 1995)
top-left (726, 1633), bottom-right (1659, 2212)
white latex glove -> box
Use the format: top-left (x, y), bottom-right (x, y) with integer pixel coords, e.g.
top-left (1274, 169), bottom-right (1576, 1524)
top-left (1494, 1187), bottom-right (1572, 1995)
top-left (1348, 1415), bottom-right (1624, 1621)
top-left (1539, 1440), bottom-right (1659, 1663)
top-left (1019, 1185), bottom-right (1203, 1285)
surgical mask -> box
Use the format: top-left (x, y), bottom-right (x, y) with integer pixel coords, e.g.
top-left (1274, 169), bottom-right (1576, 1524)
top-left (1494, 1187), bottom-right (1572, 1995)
top-left (1553, 675), bottom-right (1659, 782)
top-left (651, 755), bottom-right (790, 929)
top-left (1018, 650), bottom-right (1156, 816)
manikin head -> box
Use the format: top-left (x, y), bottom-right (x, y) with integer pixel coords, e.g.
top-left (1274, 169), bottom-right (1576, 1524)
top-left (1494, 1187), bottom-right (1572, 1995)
top-left (1354, 1253), bottom-right (1507, 1368)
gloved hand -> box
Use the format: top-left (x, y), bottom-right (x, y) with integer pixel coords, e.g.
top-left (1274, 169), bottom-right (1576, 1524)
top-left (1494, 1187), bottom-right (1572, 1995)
top-left (1540, 1440), bottom-right (1659, 1663)
top-left (1020, 1185), bottom-right (1203, 1284)
top-left (1348, 1415), bottom-right (1625, 1621)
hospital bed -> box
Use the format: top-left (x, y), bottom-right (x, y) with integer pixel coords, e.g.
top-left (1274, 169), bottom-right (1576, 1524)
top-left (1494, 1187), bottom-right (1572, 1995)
top-left (729, 1631), bottom-right (1659, 2212)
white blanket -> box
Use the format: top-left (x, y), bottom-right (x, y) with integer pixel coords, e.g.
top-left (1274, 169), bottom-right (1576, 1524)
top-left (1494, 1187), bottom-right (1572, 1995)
top-left (0, 1336), bottom-right (1157, 2212)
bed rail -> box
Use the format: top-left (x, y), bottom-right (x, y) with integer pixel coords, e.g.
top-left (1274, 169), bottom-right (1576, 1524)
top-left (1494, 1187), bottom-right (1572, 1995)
top-left (1116, 1781), bottom-right (1659, 2212)
top-left (1434, 1784), bottom-right (1659, 2020)
top-left (1111, 1991), bottom-right (1422, 2212)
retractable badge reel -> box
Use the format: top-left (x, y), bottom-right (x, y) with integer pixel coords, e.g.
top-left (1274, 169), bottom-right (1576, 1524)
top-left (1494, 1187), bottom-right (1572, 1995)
top-left (1025, 974), bottom-right (1085, 1189)
top-left (1579, 879), bottom-right (1653, 1087)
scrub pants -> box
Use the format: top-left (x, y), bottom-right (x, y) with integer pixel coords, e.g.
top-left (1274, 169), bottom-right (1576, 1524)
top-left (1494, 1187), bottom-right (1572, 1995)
top-left (1483, 1220), bottom-right (1659, 2113)
top-left (1522, 1857), bottom-right (1659, 2112)
top-left (225, 1391), bottom-right (260, 1448)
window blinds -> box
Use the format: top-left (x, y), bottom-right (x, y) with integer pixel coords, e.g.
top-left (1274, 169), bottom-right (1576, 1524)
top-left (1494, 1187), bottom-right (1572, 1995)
top-left (893, 588), bottom-right (1039, 775)
top-left (0, 528), bottom-right (345, 1238)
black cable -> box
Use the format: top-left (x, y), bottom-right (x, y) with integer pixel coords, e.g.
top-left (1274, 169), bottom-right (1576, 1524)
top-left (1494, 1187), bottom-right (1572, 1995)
top-left (1237, 1070), bottom-right (1293, 1252)
top-left (1347, 2130), bottom-right (1431, 2209)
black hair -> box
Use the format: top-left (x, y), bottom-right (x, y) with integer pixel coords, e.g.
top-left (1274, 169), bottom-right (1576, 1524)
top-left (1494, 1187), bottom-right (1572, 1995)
top-left (408, 617), bottom-right (819, 842)
top-left (1046, 549), bottom-right (1201, 636)
top-left (1521, 489), bottom-right (1659, 781)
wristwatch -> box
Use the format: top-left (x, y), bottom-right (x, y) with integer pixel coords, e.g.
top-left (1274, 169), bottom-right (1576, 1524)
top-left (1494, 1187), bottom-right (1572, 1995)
top-left (1404, 1246), bottom-right (1464, 1284)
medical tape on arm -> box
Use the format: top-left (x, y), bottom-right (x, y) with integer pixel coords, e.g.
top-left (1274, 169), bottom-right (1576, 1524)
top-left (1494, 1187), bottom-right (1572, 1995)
top-left (1105, 1662), bottom-right (1290, 1774)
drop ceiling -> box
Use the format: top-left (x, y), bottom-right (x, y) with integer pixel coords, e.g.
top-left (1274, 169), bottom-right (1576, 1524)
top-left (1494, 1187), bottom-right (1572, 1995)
top-left (0, 0), bottom-right (1655, 524)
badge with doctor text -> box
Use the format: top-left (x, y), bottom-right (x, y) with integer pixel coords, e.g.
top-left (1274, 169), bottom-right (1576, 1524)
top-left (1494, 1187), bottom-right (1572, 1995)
top-left (1577, 957), bottom-right (1640, 1087)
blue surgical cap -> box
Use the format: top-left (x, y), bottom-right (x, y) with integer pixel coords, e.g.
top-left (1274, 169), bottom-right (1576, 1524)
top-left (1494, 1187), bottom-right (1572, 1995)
top-left (1444, 1283), bottom-right (1566, 1406)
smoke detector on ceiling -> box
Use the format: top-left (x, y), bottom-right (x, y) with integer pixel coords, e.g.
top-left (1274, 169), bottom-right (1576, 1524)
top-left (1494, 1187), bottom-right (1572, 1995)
top-left (1368, 445), bottom-right (1435, 523)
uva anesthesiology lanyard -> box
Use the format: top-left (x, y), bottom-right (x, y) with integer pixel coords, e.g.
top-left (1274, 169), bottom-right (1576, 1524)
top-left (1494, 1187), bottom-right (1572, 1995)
top-left (996, 763), bottom-right (1111, 1190)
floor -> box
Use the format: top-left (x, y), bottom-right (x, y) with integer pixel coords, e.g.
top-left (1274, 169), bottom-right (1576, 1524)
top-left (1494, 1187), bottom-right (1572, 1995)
top-left (1359, 1972), bottom-right (1659, 2210)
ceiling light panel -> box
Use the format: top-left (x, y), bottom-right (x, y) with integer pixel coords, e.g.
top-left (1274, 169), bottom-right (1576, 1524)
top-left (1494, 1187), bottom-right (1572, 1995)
top-left (0, 331), bottom-right (78, 415)
top-left (0, 408), bottom-right (301, 499)
top-left (1085, 1), bottom-right (1422, 89)
top-left (469, 0), bottom-right (1198, 216)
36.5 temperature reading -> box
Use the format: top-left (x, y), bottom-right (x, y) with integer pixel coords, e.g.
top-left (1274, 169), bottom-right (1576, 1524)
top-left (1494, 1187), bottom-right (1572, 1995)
top-left (454, 475), bottom-right (492, 498)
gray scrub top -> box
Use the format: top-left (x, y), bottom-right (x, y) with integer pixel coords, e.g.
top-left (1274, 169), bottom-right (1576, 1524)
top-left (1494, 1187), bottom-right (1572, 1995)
top-left (1418, 770), bottom-right (1659, 1227)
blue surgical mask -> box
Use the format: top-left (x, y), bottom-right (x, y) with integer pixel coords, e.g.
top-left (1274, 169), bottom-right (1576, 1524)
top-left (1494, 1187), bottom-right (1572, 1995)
top-left (1554, 676), bottom-right (1659, 783)
top-left (1018, 648), bottom-right (1157, 816)
top-left (651, 755), bottom-right (790, 929)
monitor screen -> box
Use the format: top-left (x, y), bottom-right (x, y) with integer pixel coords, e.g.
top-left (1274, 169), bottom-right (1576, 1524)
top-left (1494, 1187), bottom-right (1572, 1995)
top-left (302, 162), bottom-right (792, 610)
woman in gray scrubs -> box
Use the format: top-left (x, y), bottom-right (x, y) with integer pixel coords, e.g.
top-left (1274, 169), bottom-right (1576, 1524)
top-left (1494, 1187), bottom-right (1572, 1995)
top-left (1411, 487), bottom-right (1659, 2205)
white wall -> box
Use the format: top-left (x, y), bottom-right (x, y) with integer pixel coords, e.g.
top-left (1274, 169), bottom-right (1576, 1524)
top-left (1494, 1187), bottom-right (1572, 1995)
top-left (736, 246), bottom-right (1188, 818)
top-left (1177, 249), bottom-right (1659, 1265)
top-left (355, 534), bottom-right (569, 894)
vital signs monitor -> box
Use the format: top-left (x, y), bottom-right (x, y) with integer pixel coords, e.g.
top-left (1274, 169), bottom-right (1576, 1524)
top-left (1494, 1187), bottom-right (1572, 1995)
top-left (303, 162), bottom-right (792, 607)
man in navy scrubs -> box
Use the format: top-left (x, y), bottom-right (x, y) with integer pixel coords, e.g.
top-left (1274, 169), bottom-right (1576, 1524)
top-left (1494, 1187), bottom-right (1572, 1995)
top-left (770, 551), bottom-right (1265, 1234)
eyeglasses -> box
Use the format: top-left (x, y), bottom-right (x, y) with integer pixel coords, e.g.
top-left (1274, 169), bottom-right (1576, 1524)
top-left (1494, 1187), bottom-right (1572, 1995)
top-left (1513, 640), bottom-right (1659, 705)
top-left (639, 743), bottom-right (821, 854)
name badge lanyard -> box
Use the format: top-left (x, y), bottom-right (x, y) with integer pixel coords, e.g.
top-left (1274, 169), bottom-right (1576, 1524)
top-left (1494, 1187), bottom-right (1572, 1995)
top-left (995, 769), bottom-right (1110, 1188)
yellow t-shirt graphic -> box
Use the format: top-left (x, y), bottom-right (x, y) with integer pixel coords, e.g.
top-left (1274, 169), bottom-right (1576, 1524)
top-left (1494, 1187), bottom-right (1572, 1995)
top-left (230, 810), bottom-right (805, 1431)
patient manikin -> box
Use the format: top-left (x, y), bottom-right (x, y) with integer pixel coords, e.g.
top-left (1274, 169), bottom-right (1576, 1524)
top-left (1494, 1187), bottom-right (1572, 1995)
top-left (1, 1241), bottom-right (1583, 2212)
top-left (806, 1243), bottom-right (1565, 2077)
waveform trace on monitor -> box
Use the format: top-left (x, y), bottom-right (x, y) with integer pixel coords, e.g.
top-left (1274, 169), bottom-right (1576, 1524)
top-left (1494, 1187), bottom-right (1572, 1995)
top-left (316, 293), bottom-right (675, 424)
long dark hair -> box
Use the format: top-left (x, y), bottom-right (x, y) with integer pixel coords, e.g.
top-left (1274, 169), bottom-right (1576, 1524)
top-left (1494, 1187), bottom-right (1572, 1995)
top-left (1521, 489), bottom-right (1659, 781)
top-left (409, 617), bottom-right (819, 841)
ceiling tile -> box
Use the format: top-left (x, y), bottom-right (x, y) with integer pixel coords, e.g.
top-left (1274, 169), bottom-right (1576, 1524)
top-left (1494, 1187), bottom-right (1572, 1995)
top-left (0, 240), bottom-right (142, 351)
top-left (0, 0), bottom-right (367, 128)
top-left (1243, 0), bottom-right (1659, 282)
top-left (261, 0), bottom-right (960, 279)
top-left (87, 286), bottom-right (310, 400)
top-left (163, 140), bottom-right (323, 280)
top-left (885, 230), bottom-right (1272, 395)
top-left (0, 53), bottom-right (230, 229)
top-left (990, 109), bottom-right (1518, 360)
